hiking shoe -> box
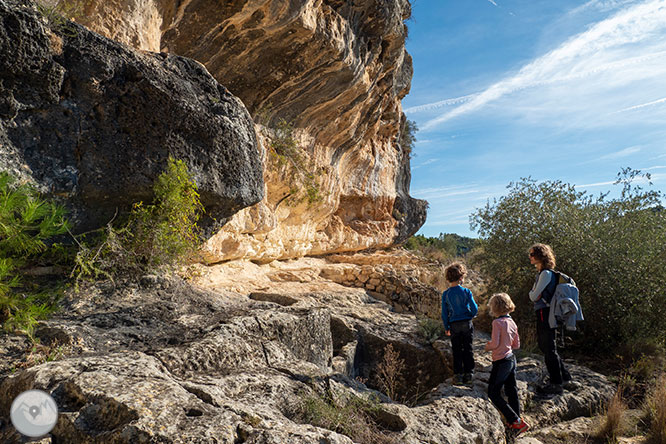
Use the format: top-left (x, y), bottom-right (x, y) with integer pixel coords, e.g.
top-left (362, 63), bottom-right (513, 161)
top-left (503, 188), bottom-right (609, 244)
top-left (452, 374), bottom-right (464, 385)
top-left (462, 372), bottom-right (474, 384)
top-left (509, 418), bottom-right (529, 435)
top-left (536, 383), bottom-right (563, 395)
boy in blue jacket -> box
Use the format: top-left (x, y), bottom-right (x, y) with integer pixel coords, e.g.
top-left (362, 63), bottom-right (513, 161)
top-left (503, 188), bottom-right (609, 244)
top-left (442, 262), bottom-right (478, 385)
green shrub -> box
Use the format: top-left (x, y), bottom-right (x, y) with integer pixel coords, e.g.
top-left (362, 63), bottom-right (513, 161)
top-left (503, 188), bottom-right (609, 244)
top-left (0, 171), bottom-right (69, 337)
top-left (73, 157), bottom-right (204, 282)
top-left (400, 119), bottom-right (418, 159)
top-left (470, 169), bottom-right (666, 357)
top-left (297, 391), bottom-right (397, 444)
top-left (266, 119), bottom-right (324, 207)
top-left (417, 317), bottom-right (446, 344)
top-left (35, 0), bottom-right (85, 35)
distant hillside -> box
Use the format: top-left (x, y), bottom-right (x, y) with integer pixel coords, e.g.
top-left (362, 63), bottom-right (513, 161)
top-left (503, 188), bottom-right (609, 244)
top-left (403, 233), bottom-right (479, 260)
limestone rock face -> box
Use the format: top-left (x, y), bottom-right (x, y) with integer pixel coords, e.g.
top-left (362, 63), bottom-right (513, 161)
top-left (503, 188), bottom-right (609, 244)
top-left (0, 260), bottom-right (614, 444)
top-left (0, 0), bottom-right (263, 230)
top-left (72, 0), bottom-right (427, 260)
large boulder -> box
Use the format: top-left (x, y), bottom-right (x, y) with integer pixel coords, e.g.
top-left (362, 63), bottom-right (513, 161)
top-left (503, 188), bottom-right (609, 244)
top-left (0, 0), bottom-right (263, 231)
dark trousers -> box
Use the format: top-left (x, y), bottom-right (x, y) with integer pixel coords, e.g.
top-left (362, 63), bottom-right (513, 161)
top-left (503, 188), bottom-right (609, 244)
top-left (450, 319), bottom-right (475, 374)
top-left (488, 355), bottom-right (519, 424)
top-left (536, 308), bottom-right (570, 384)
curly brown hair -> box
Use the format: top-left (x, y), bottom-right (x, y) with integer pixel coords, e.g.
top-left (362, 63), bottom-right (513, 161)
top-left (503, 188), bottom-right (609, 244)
top-left (529, 243), bottom-right (556, 270)
top-left (489, 293), bottom-right (516, 317)
top-left (445, 262), bottom-right (467, 283)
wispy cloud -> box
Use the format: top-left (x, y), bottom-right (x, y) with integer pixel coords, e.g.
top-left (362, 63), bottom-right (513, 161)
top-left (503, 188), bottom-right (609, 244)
top-left (487, 0), bottom-right (498, 6)
top-left (412, 158), bottom-right (440, 169)
top-left (567, 0), bottom-right (639, 16)
top-left (420, 0), bottom-right (666, 131)
top-left (576, 180), bottom-right (617, 188)
top-left (598, 146), bottom-right (641, 160)
top-left (614, 96), bottom-right (666, 113)
top-left (404, 94), bottom-right (478, 114)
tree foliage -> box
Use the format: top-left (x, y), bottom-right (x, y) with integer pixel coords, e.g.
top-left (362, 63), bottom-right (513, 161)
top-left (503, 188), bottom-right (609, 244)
top-left (470, 169), bottom-right (666, 356)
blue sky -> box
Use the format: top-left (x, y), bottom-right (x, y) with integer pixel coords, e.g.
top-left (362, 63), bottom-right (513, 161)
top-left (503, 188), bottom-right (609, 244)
top-left (403, 0), bottom-right (666, 238)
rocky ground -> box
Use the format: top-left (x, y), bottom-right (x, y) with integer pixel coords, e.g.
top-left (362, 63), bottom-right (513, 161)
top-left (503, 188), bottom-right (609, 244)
top-left (0, 254), bottom-right (614, 443)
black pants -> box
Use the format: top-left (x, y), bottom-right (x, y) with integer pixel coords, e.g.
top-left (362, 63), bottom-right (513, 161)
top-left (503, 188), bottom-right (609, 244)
top-left (536, 308), bottom-right (570, 384)
top-left (450, 319), bottom-right (475, 374)
top-left (488, 354), bottom-right (519, 424)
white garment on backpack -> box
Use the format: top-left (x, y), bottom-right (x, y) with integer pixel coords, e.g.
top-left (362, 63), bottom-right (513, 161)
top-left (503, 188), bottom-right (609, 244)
top-left (548, 283), bottom-right (584, 330)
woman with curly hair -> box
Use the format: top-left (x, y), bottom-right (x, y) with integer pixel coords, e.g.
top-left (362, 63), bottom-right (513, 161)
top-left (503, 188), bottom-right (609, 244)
top-left (528, 243), bottom-right (571, 395)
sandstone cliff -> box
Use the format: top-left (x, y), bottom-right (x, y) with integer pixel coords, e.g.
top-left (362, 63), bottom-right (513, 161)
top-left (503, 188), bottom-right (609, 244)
top-left (72, 0), bottom-right (427, 261)
top-left (0, 0), bottom-right (263, 230)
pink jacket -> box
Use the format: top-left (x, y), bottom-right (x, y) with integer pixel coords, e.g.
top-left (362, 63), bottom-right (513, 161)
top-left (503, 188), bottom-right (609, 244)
top-left (485, 315), bottom-right (520, 361)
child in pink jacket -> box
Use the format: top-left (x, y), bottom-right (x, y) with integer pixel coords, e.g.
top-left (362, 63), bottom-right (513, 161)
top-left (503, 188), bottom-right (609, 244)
top-left (485, 293), bottom-right (529, 435)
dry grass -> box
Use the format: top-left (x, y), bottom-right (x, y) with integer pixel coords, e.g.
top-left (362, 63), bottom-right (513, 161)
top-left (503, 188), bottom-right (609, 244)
top-left (645, 373), bottom-right (666, 444)
top-left (596, 385), bottom-right (628, 443)
top-left (297, 393), bottom-right (399, 444)
top-left (375, 344), bottom-right (405, 402)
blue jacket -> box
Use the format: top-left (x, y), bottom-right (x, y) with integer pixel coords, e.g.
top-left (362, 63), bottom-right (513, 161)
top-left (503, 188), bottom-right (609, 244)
top-left (441, 285), bottom-right (478, 331)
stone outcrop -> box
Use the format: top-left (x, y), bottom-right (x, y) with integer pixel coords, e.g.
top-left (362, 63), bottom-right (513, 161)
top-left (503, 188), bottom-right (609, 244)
top-left (0, 259), bottom-right (614, 443)
top-left (68, 0), bottom-right (427, 261)
top-left (0, 0), bottom-right (263, 231)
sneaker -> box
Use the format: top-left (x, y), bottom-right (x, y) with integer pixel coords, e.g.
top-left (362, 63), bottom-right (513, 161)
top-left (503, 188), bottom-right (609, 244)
top-left (536, 383), bottom-right (563, 395)
top-left (462, 372), bottom-right (474, 384)
top-left (452, 374), bottom-right (464, 386)
top-left (509, 418), bottom-right (529, 435)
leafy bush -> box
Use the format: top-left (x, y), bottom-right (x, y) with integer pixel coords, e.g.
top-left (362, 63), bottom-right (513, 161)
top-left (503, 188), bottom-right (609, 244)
top-left (73, 157), bottom-right (204, 282)
top-left (470, 169), bottom-right (666, 358)
top-left (0, 172), bottom-right (69, 337)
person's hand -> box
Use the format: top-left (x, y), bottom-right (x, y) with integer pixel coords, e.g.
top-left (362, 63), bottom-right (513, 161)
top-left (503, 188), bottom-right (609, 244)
top-left (445, 330), bottom-right (451, 336)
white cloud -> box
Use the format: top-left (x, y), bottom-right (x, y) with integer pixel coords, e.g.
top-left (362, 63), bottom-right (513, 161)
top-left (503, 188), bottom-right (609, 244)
top-left (487, 0), bottom-right (498, 6)
top-left (421, 0), bottom-right (666, 131)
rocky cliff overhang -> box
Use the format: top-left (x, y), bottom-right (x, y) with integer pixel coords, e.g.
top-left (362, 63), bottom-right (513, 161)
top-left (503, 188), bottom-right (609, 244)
top-left (0, 0), bottom-right (263, 231)
top-left (72, 0), bottom-right (427, 261)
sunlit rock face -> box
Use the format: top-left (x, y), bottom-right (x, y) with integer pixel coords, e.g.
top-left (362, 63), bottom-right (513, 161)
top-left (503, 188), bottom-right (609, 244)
top-left (76, 0), bottom-right (427, 261)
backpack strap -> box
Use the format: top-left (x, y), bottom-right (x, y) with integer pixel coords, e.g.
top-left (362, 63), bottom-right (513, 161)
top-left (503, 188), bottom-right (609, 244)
top-left (540, 269), bottom-right (559, 304)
